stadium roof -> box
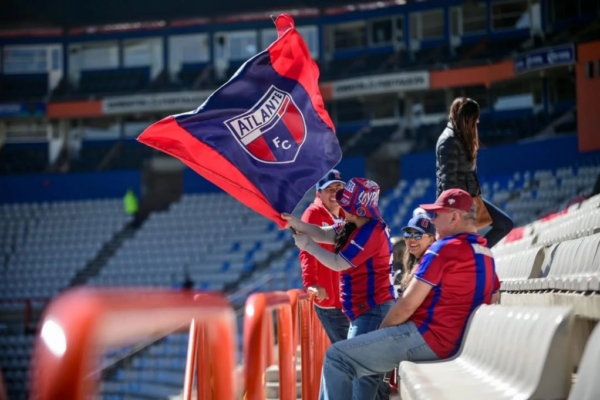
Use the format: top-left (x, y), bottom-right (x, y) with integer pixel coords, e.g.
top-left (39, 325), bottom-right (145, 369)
top-left (1, 0), bottom-right (422, 29)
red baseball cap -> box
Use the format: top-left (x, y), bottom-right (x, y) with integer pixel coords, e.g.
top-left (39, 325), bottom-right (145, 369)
top-left (420, 188), bottom-right (474, 213)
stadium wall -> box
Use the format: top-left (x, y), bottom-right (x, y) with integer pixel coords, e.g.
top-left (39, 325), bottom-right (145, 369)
top-left (0, 170), bottom-right (142, 203)
top-left (0, 157), bottom-right (366, 203)
top-left (401, 134), bottom-right (600, 181)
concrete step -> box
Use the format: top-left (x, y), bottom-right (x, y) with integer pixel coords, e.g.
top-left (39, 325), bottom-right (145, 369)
top-left (265, 364), bottom-right (301, 383)
top-left (266, 381), bottom-right (302, 400)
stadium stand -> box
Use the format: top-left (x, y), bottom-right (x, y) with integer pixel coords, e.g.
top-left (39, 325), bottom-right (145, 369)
top-left (3, 0), bottom-right (600, 397)
top-left (88, 193), bottom-right (292, 290)
top-left (399, 305), bottom-right (573, 400)
top-left (0, 199), bottom-right (132, 300)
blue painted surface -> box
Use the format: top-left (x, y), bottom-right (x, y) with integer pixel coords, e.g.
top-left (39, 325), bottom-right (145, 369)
top-left (0, 170), bottom-right (141, 203)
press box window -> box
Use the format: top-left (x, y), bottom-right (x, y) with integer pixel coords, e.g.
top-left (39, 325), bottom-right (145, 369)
top-left (411, 10), bottom-right (444, 41)
top-left (370, 18), bottom-right (393, 45)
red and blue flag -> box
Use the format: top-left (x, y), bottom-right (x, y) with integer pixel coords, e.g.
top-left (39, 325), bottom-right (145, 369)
top-left (138, 14), bottom-right (341, 227)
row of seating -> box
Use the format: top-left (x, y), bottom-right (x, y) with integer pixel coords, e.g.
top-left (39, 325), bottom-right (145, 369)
top-left (400, 305), bottom-right (600, 400)
top-left (400, 191), bottom-right (600, 399)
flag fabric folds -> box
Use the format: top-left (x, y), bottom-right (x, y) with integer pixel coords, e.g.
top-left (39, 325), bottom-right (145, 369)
top-left (138, 14), bottom-right (341, 227)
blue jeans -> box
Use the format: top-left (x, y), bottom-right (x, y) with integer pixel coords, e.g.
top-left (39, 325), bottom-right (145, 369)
top-left (314, 305), bottom-right (350, 344)
top-left (319, 321), bottom-right (438, 400)
top-left (482, 198), bottom-right (514, 248)
top-left (347, 301), bottom-right (394, 400)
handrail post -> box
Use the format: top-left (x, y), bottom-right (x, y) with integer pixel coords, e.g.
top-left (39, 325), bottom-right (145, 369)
top-left (287, 289), bottom-right (314, 400)
top-left (278, 302), bottom-right (295, 400)
top-left (197, 323), bottom-right (211, 399)
top-left (243, 292), bottom-right (296, 400)
top-left (183, 319), bottom-right (198, 400)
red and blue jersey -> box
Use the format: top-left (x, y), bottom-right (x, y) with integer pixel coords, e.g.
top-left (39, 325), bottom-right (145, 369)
top-left (337, 219), bottom-right (396, 321)
top-left (411, 233), bottom-right (499, 358)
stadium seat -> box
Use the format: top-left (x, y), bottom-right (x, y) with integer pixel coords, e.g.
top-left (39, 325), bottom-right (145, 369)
top-left (399, 305), bottom-right (573, 400)
top-left (568, 322), bottom-right (600, 400)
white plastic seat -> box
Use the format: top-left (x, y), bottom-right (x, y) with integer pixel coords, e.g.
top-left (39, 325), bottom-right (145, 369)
top-left (495, 247), bottom-right (544, 291)
top-left (399, 305), bottom-right (573, 400)
top-left (568, 322), bottom-right (600, 400)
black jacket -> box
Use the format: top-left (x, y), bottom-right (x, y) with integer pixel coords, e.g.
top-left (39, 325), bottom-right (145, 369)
top-left (435, 124), bottom-right (482, 199)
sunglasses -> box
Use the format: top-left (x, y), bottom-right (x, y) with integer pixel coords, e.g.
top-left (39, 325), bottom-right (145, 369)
top-left (428, 210), bottom-right (452, 219)
top-left (403, 231), bottom-right (425, 240)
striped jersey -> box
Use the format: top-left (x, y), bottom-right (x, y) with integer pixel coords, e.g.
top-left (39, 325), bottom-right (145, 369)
top-left (337, 219), bottom-right (396, 321)
top-left (411, 233), bottom-right (499, 358)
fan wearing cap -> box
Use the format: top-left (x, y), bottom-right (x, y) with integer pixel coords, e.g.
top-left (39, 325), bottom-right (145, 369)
top-left (398, 214), bottom-right (436, 294)
top-left (299, 170), bottom-right (350, 345)
top-left (313, 188), bottom-right (500, 400)
top-left (282, 177), bottom-right (395, 399)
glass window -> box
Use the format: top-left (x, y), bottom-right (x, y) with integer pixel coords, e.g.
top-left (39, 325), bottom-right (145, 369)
top-left (3, 46), bottom-right (48, 74)
top-left (51, 48), bottom-right (61, 70)
top-left (421, 10), bottom-right (445, 39)
top-left (370, 18), bottom-right (393, 45)
top-left (333, 22), bottom-right (366, 50)
top-left (395, 17), bottom-right (404, 42)
top-left (410, 14), bottom-right (420, 41)
top-left (450, 7), bottom-right (461, 36)
top-left (548, 0), bottom-right (577, 23)
top-left (228, 31), bottom-right (257, 61)
top-left (123, 40), bottom-right (152, 67)
top-left (492, 0), bottom-right (529, 30)
top-left (79, 44), bottom-right (119, 70)
top-left (463, 3), bottom-right (488, 33)
top-left (297, 26), bottom-right (319, 57)
top-left (261, 29), bottom-right (278, 50)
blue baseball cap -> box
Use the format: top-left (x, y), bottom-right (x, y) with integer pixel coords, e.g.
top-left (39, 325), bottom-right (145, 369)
top-left (316, 169), bottom-right (344, 191)
top-left (402, 215), bottom-right (435, 236)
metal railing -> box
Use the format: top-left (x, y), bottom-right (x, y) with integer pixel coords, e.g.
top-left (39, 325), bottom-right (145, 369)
top-left (29, 288), bottom-right (237, 400)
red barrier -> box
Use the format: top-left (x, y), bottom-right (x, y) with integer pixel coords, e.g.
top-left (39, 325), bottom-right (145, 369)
top-left (243, 291), bottom-right (295, 400)
top-left (286, 289), bottom-right (332, 400)
top-left (30, 288), bottom-right (237, 400)
top-left (0, 366), bottom-right (7, 400)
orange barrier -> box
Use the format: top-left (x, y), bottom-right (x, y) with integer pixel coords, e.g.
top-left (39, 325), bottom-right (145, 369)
top-left (0, 366), bottom-right (7, 400)
top-left (286, 289), bottom-right (332, 400)
top-left (30, 288), bottom-right (237, 400)
top-left (287, 289), bottom-right (312, 399)
top-left (243, 291), bottom-right (295, 400)
top-left (310, 298), bottom-right (331, 399)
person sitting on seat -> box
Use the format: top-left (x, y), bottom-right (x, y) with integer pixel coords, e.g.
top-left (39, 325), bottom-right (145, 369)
top-left (316, 188), bottom-right (500, 400)
top-left (398, 214), bottom-right (436, 295)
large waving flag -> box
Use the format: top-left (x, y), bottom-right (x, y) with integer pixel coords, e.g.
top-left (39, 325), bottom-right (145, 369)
top-left (138, 14), bottom-right (341, 227)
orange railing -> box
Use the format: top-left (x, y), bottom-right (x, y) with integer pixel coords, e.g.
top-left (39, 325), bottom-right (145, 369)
top-left (30, 288), bottom-right (237, 400)
top-left (0, 366), bottom-right (7, 400)
top-left (243, 291), bottom-right (296, 400)
top-left (242, 289), bottom-right (332, 400)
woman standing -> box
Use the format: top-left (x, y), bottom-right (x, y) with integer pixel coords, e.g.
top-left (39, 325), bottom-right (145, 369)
top-left (436, 97), bottom-right (514, 247)
top-left (282, 177), bottom-right (395, 400)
